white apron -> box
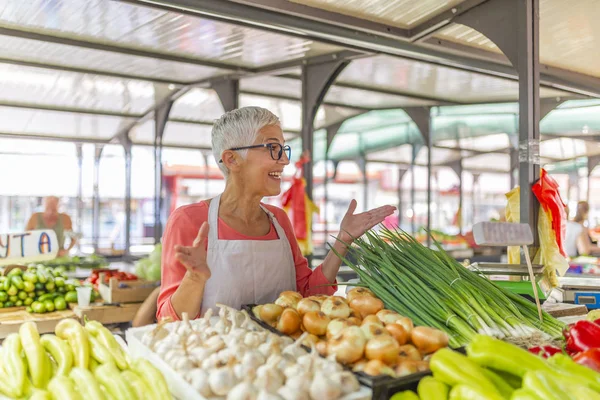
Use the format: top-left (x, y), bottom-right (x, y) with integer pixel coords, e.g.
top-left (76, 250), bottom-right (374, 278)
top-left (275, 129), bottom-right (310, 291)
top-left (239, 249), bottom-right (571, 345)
top-left (201, 194), bottom-right (297, 315)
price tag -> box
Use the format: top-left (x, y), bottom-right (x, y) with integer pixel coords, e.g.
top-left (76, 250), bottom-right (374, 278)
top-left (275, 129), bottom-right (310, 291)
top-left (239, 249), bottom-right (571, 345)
top-left (0, 230), bottom-right (58, 266)
top-left (473, 222), bottom-right (533, 247)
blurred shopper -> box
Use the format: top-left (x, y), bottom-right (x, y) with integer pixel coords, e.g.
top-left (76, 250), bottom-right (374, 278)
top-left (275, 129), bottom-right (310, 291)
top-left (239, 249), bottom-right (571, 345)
top-left (26, 196), bottom-right (76, 256)
top-left (564, 201), bottom-right (600, 257)
top-left (158, 107), bottom-right (395, 320)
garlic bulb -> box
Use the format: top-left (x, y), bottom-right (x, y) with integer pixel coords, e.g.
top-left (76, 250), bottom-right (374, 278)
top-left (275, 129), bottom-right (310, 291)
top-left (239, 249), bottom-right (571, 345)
top-left (257, 390), bottom-right (284, 400)
top-left (278, 385), bottom-right (310, 400)
top-left (227, 380), bottom-right (258, 400)
top-left (186, 369), bottom-right (213, 397)
top-left (254, 365), bottom-right (284, 393)
top-left (330, 372), bottom-right (359, 395)
top-left (283, 375), bottom-right (310, 392)
top-left (282, 333), bottom-right (308, 359)
top-left (309, 373), bottom-right (342, 400)
top-left (209, 367), bottom-right (238, 396)
top-left (244, 332), bottom-right (262, 348)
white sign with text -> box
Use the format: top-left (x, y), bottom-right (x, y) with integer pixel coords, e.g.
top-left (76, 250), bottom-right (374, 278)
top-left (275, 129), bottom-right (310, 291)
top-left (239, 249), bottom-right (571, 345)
top-left (0, 230), bottom-right (58, 266)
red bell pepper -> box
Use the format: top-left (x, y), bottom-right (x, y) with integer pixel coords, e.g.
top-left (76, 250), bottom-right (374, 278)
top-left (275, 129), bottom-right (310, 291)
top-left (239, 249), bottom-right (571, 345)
top-left (565, 320), bottom-right (600, 353)
top-left (573, 348), bottom-right (600, 372)
top-left (528, 345), bottom-right (563, 358)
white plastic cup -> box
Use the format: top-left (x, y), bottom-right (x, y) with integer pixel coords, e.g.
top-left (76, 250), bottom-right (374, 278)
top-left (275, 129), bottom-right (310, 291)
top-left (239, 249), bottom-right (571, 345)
top-left (76, 286), bottom-right (92, 308)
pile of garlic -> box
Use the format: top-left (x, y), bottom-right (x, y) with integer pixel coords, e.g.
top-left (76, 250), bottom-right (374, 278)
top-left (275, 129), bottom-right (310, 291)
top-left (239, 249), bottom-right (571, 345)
top-left (141, 303), bottom-right (362, 400)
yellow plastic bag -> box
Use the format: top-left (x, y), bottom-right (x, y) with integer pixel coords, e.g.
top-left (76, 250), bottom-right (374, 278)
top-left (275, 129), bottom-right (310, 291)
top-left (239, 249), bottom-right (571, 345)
top-left (533, 208), bottom-right (569, 288)
top-left (505, 187), bottom-right (521, 264)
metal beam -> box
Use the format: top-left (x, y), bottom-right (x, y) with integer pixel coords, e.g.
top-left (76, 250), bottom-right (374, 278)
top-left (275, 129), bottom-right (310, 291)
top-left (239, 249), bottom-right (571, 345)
top-left (154, 101), bottom-right (174, 243)
top-left (409, 0), bottom-right (491, 42)
top-left (0, 101), bottom-right (143, 119)
top-left (212, 78), bottom-right (240, 112)
top-left (301, 56), bottom-right (351, 200)
top-left (0, 132), bottom-right (110, 144)
top-left (92, 145), bottom-right (103, 252)
top-left (277, 73), bottom-right (461, 105)
top-left (75, 144), bottom-right (84, 245)
top-left (139, 0), bottom-right (600, 98)
top-left (0, 26), bottom-right (247, 73)
top-left (0, 57), bottom-right (188, 86)
top-left (397, 167), bottom-right (408, 228)
top-left (122, 134), bottom-right (133, 258)
top-left (456, 0), bottom-right (541, 243)
top-left (239, 90), bottom-right (374, 112)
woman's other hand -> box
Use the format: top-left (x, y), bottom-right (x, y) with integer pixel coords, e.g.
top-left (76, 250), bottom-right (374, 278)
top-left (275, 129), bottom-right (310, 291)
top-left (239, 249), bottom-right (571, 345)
top-left (339, 200), bottom-right (396, 242)
top-left (175, 222), bottom-right (211, 283)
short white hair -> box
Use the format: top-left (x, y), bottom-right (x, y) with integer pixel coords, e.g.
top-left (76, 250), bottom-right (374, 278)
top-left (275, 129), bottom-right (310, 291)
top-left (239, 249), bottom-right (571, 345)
top-left (211, 106), bottom-right (281, 177)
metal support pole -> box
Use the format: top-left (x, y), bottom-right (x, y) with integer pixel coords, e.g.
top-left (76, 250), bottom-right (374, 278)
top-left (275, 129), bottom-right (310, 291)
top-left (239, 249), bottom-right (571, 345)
top-left (397, 168), bottom-right (408, 228)
top-left (456, 0), bottom-right (541, 245)
top-left (92, 145), bottom-right (103, 252)
top-left (124, 142), bottom-right (132, 258)
top-left (301, 58), bottom-right (351, 265)
top-left (359, 155), bottom-right (368, 211)
top-left (516, 0), bottom-right (541, 244)
top-left (154, 101), bottom-right (174, 243)
top-left (301, 58), bottom-right (351, 201)
top-left (212, 78), bottom-right (239, 112)
top-left (404, 107), bottom-right (431, 244)
top-left (410, 144), bottom-right (421, 234)
top-left (324, 122), bottom-right (343, 247)
top-left (449, 160), bottom-right (463, 234)
top-left (472, 173), bottom-right (481, 223)
top-left (75, 144), bottom-right (84, 240)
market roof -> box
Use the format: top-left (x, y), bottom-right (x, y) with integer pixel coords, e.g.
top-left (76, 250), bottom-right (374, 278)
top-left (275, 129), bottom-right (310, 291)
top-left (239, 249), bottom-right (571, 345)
top-left (0, 0), bottom-right (598, 172)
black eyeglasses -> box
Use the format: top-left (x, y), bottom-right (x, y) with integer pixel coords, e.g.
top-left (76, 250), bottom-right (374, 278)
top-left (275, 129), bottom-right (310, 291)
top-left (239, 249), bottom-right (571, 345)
top-left (219, 143), bottom-right (291, 163)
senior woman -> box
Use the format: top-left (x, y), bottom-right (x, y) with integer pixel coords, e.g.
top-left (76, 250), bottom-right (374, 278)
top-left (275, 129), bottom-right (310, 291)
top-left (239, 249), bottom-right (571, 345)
top-left (157, 107), bottom-right (395, 320)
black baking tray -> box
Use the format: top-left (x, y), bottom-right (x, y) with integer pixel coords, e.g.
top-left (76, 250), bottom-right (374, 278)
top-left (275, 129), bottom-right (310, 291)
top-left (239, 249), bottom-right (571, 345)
top-left (242, 304), bottom-right (455, 400)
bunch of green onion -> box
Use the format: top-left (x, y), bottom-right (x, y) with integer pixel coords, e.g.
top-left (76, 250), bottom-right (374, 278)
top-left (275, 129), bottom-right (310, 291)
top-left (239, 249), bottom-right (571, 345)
top-left (332, 227), bottom-right (565, 348)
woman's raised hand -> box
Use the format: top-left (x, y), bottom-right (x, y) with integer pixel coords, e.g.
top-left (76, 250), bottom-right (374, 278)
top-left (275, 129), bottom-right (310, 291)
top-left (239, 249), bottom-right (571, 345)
top-left (175, 222), bottom-right (211, 283)
top-left (338, 200), bottom-right (396, 242)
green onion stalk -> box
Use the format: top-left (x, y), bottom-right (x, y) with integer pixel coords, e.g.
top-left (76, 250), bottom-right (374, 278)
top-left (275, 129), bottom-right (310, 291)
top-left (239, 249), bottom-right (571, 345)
top-left (330, 226), bottom-right (565, 347)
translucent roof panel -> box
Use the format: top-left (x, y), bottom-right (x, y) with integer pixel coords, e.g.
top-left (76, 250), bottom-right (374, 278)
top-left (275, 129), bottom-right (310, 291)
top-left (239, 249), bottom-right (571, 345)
top-left (130, 119), bottom-right (213, 148)
top-left (415, 147), bottom-right (463, 166)
top-left (436, 133), bottom-right (511, 152)
top-left (338, 55), bottom-right (569, 103)
top-left (541, 138), bottom-right (596, 160)
top-left (288, 0), bottom-right (468, 29)
top-left (0, 106), bottom-right (134, 139)
top-left (463, 153), bottom-right (510, 172)
top-left (324, 85), bottom-right (435, 108)
top-left (239, 94), bottom-right (361, 132)
top-left (542, 105), bottom-right (600, 136)
top-left (0, 63), bottom-right (173, 114)
top-left (170, 89), bottom-right (225, 123)
top-left (240, 76), bottom-right (301, 99)
top-left (433, 113), bottom-right (518, 140)
top-left (329, 123), bottom-right (422, 161)
top-left (366, 144), bottom-right (414, 164)
top-left (338, 109), bottom-right (413, 134)
top-left (130, 119), bottom-right (154, 144)
top-left (436, 0), bottom-right (600, 78)
top-left (0, 0), bottom-right (343, 68)
top-left (0, 35), bottom-right (229, 83)
top-left (163, 122), bottom-right (213, 148)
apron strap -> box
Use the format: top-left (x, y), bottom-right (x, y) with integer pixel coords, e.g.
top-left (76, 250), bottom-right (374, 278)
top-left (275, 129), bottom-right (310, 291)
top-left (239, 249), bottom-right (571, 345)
top-left (207, 194), bottom-right (221, 243)
top-left (259, 204), bottom-right (286, 241)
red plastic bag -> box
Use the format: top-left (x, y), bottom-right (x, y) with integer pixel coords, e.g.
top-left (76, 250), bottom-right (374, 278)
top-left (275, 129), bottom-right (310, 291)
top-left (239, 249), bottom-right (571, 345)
top-left (281, 154), bottom-right (310, 240)
top-left (532, 169), bottom-right (567, 257)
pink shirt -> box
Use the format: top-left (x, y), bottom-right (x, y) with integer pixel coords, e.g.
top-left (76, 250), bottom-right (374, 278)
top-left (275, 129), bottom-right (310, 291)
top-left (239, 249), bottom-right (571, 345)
top-left (157, 201), bottom-right (337, 321)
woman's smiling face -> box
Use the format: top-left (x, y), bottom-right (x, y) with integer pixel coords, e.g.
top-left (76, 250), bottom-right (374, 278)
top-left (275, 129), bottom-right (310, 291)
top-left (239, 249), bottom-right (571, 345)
top-left (240, 124), bottom-right (290, 197)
